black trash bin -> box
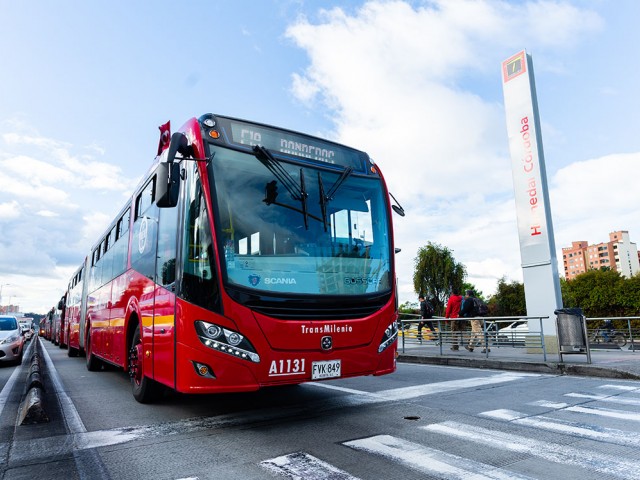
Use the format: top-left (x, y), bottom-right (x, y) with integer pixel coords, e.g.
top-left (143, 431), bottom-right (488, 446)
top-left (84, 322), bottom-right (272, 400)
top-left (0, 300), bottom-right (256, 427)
top-left (555, 308), bottom-right (591, 363)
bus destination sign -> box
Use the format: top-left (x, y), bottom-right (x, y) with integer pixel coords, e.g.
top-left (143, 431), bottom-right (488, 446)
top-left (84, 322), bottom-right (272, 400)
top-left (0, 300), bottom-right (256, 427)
top-left (214, 116), bottom-right (368, 172)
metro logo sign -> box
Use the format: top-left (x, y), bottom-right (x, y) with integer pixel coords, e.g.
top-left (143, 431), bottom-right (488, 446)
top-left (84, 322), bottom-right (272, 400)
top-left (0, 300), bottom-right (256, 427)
top-left (502, 50), bottom-right (527, 83)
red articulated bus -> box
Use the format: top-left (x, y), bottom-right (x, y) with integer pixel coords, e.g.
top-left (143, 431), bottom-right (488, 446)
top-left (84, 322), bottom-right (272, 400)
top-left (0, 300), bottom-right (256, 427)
top-left (64, 114), bottom-right (403, 403)
top-left (63, 261), bottom-right (89, 357)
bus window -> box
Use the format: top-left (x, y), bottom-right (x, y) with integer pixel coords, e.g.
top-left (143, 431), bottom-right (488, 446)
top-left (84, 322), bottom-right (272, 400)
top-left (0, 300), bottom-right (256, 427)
top-left (180, 164), bottom-right (219, 311)
top-left (131, 179), bottom-right (159, 280)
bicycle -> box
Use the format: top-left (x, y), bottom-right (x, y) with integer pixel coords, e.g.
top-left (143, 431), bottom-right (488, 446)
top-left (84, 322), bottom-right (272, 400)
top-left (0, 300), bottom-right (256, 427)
top-left (589, 328), bottom-right (627, 347)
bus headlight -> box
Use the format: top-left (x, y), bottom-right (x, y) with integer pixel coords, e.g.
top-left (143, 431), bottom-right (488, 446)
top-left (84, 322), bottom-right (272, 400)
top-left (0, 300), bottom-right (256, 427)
top-left (194, 320), bottom-right (260, 363)
top-left (378, 319), bottom-right (398, 353)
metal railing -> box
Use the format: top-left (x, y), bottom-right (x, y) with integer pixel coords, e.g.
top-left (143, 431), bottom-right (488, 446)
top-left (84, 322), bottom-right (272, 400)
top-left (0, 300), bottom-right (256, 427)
top-left (585, 317), bottom-right (640, 352)
top-left (398, 314), bottom-right (548, 360)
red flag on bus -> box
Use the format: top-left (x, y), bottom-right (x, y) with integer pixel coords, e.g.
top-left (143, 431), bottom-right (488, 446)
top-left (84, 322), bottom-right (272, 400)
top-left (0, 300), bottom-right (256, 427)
top-left (157, 121), bottom-right (171, 156)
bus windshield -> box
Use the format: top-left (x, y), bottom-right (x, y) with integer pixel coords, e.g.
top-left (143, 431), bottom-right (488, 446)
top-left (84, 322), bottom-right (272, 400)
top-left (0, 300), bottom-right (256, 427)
top-left (209, 144), bottom-right (392, 296)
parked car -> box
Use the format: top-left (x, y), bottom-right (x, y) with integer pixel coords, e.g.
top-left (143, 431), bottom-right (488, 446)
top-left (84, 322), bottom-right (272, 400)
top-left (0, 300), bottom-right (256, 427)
top-left (0, 315), bottom-right (25, 365)
top-left (497, 321), bottom-right (529, 344)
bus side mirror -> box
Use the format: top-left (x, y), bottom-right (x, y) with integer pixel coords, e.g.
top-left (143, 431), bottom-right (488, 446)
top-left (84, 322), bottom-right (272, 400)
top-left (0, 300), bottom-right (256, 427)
top-left (167, 132), bottom-right (191, 164)
top-left (156, 162), bottom-right (181, 208)
top-left (392, 205), bottom-right (405, 217)
top-left (389, 192), bottom-right (405, 217)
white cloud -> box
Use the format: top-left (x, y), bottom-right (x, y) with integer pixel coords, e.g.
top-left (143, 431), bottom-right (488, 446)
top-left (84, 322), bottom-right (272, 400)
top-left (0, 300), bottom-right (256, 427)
top-left (36, 210), bottom-right (59, 218)
top-left (550, 153), bottom-right (640, 248)
top-left (0, 200), bottom-right (21, 220)
top-left (0, 127), bottom-right (138, 312)
top-left (286, 0), bottom-right (623, 303)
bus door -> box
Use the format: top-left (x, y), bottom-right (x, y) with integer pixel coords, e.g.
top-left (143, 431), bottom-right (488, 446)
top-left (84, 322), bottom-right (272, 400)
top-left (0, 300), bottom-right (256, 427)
top-left (153, 205), bottom-right (178, 387)
top-left (131, 177), bottom-right (177, 387)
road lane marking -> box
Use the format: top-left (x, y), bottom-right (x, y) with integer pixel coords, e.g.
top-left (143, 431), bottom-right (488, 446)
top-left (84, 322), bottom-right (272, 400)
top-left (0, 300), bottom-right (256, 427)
top-left (529, 400), bottom-right (569, 409)
top-left (423, 421), bottom-right (638, 478)
top-left (564, 392), bottom-right (640, 406)
top-left (598, 384), bottom-right (640, 392)
top-left (0, 338), bottom-right (36, 418)
top-left (309, 372), bottom-right (536, 402)
top-left (0, 361), bottom-right (22, 418)
top-left (566, 405), bottom-right (640, 422)
top-left (344, 434), bottom-right (535, 480)
top-left (481, 408), bottom-right (640, 447)
top-left (39, 342), bottom-right (87, 434)
top-left (374, 372), bottom-right (539, 401)
top-left (261, 452), bottom-right (360, 480)
top-left (37, 340), bottom-right (111, 480)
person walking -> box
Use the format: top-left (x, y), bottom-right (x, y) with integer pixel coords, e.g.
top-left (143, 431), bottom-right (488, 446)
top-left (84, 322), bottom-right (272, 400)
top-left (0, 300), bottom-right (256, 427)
top-left (460, 290), bottom-right (484, 352)
top-left (417, 295), bottom-right (435, 342)
top-left (445, 288), bottom-right (463, 351)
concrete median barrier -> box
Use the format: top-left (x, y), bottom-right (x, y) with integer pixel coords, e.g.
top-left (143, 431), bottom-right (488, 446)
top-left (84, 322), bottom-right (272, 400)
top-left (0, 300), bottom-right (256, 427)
top-left (18, 338), bottom-right (49, 425)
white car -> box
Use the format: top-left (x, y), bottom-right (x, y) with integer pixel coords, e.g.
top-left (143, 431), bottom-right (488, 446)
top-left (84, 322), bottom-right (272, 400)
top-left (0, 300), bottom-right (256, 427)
top-left (0, 315), bottom-right (25, 365)
top-left (19, 321), bottom-right (33, 341)
top-left (497, 321), bottom-right (529, 344)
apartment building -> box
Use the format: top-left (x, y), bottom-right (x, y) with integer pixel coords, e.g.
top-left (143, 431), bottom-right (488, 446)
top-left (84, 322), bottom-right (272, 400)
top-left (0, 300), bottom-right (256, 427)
top-left (562, 240), bottom-right (588, 280)
top-left (562, 230), bottom-right (639, 280)
top-left (612, 231), bottom-right (640, 278)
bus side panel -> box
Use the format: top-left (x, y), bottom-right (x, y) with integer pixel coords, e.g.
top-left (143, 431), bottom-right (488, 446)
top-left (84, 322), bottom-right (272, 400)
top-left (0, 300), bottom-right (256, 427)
top-left (153, 285), bottom-right (175, 388)
top-left (68, 303), bottom-right (79, 350)
top-left (109, 272), bottom-right (129, 368)
top-left (138, 280), bottom-right (156, 380)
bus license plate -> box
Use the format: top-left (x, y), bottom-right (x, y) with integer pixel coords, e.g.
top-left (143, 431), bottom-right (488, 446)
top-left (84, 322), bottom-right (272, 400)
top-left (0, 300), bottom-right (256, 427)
top-left (312, 360), bottom-right (341, 380)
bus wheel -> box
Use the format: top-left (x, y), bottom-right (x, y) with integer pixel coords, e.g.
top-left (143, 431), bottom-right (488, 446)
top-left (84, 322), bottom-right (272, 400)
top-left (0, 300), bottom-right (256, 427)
top-left (85, 330), bottom-right (102, 371)
top-left (129, 325), bottom-right (160, 404)
top-left (68, 346), bottom-right (79, 357)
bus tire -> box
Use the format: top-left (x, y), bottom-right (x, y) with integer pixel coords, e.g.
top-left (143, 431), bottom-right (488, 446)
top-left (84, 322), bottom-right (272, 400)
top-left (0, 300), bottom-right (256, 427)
top-left (85, 329), bottom-right (102, 371)
top-left (129, 325), bottom-right (161, 404)
top-left (68, 346), bottom-right (79, 357)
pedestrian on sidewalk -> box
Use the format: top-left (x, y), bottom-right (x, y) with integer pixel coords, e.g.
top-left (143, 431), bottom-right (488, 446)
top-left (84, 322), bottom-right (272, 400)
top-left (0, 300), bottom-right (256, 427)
top-left (460, 290), bottom-right (482, 352)
top-left (417, 295), bottom-right (435, 342)
top-left (445, 288), bottom-right (463, 351)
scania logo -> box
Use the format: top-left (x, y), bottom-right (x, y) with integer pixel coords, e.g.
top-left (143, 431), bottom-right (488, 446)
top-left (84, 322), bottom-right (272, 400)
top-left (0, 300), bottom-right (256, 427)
top-left (321, 336), bottom-right (332, 350)
top-left (248, 274), bottom-right (261, 286)
top-left (264, 277), bottom-right (297, 285)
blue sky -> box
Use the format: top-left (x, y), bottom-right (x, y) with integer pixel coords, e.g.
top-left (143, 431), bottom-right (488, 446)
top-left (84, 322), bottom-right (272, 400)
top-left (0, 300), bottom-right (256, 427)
top-left (1, 0), bottom-right (638, 313)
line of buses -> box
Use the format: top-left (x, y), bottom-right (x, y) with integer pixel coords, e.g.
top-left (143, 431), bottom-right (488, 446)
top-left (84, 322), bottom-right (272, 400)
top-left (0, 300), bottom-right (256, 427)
top-left (39, 113), bottom-right (403, 403)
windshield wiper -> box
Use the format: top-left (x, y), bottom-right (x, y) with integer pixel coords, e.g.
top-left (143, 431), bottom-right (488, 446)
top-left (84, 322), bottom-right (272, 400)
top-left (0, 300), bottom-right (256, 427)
top-left (317, 167), bottom-right (353, 232)
top-left (253, 145), bottom-right (309, 229)
top-left (318, 173), bottom-right (328, 232)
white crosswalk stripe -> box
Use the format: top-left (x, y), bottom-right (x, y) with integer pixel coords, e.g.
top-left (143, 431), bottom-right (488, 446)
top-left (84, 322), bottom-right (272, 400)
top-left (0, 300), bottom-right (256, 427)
top-left (481, 408), bottom-right (640, 447)
top-left (344, 434), bottom-right (535, 480)
top-left (261, 452), bottom-right (360, 480)
top-left (564, 391), bottom-right (640, 406)
top-left (423, 420), bottom-right (637, 478)
top-left (598, 384), bottom-right (640, 392)
top-left (262, 382), bottom-right (640, 479)
top-left (566, 404), bottom-right (640, 421)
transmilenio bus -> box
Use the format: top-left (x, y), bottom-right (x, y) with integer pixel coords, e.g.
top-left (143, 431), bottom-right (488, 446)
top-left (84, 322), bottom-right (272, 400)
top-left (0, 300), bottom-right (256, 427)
top-left (59, 114), bottom-right (403, 403)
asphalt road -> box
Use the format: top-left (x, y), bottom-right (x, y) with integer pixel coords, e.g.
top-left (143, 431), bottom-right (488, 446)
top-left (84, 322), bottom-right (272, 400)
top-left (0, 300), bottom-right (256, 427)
top-left (1, 339), bottom-right (640, 479)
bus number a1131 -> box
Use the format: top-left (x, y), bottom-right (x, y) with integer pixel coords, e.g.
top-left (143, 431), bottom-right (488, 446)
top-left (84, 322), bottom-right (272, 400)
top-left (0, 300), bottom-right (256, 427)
top-left (268, 358), bottom-right (306, 377)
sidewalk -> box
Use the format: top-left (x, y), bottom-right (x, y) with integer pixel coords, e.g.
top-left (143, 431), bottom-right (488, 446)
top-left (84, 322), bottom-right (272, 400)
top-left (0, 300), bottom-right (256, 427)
top-left (397, 339), bottom-right (640, 380)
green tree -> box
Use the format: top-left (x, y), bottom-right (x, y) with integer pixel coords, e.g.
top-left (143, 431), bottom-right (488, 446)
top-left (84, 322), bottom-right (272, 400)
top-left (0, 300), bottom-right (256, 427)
top-left (488, 277), bottom-right (526, 317)
top-left (462, 282), bottom-right (484, 300)
top-left (399, 301), bottom-right (418, 315)
top-left (560, 269), bottom-right (625, 316)
top-left (617, 274), bottom-right (640, 316)
top-left (413, 242), bottom-right (466, 315)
